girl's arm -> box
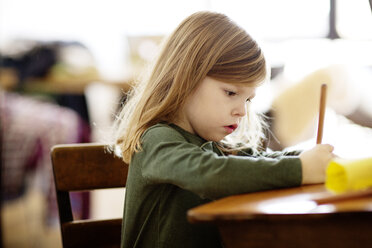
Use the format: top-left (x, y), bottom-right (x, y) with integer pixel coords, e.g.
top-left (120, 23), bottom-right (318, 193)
top-left (136, 125), bottom-right (302, 200)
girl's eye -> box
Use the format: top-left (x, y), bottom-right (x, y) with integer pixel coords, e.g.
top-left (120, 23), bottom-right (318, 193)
top-left (225, 90), bottom-right (236, 96)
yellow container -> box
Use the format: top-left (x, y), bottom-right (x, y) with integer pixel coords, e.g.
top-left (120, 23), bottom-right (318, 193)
top-left (326, 157), bottom-right (372, 193)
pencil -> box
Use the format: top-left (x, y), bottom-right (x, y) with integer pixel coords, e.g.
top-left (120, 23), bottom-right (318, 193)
top-left (313, 187), bottom-right (372, 205)
top-left (316, 84), bottom-right (327, 144)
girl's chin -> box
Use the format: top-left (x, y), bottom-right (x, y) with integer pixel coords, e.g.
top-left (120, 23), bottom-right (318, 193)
top-left (206, 135), bottom-right (227, 142)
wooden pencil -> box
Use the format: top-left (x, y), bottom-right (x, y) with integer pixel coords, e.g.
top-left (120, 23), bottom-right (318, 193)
top-left (316, 84), bottom-right (327, 144)
top-left (313, 187), bottom-right (372, 205)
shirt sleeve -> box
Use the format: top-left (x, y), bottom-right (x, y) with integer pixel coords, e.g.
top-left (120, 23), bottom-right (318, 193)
top-left (137, 125), bottom-right (302, 200)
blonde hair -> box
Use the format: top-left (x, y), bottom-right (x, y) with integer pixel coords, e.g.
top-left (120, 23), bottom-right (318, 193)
top-left (112, 11), bottom-right (267, 163)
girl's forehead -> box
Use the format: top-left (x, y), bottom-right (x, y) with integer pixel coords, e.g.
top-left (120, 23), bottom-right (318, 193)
top-left (206, 76), bottom-right (262, 88)
top-left (201, 77), bottom-right (257, 97)
top-left (230, 80), bottom-right (264, 88)
top-left (218, 80), bottom-right (258, 91)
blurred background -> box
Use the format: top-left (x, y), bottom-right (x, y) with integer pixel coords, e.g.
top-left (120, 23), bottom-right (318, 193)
top-left (0, 0), bottom-right (372, 247)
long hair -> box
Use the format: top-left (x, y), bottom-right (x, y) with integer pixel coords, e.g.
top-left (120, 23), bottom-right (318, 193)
top-left (111, 11), bottom-right (267, 163)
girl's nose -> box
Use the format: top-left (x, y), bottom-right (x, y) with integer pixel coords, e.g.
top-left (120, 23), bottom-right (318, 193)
top-left (232, 102), bottom-right (246, 117)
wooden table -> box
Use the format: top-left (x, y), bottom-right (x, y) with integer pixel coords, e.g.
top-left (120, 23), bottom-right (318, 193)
top-left (188, 184), bottom-right (372, 248)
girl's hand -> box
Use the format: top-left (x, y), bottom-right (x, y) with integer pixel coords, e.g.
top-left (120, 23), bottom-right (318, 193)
top-left (299, 144), bottom-right (335, 185)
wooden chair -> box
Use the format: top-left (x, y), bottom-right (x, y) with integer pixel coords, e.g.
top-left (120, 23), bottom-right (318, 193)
top-left (51, 143), bottom-right (128, 248)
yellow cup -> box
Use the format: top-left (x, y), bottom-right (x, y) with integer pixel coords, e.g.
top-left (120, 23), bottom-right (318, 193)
top-left (326, 157), bottom-right (372, 193)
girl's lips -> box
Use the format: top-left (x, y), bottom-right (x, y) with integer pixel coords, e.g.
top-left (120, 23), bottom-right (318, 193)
top-left (224, 124), bottom-right (238, 134)
top-left (230, 124), bottom-right (238, 130)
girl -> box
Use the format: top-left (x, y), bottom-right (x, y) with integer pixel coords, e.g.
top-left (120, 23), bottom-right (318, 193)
top-left (112, 11), bottom-right (334, 248)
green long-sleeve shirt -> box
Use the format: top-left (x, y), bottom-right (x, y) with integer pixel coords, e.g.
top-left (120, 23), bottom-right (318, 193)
top-left (121, 123), bottom-right (302, 248)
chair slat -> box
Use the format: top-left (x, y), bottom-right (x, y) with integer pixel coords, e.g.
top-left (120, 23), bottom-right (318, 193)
top-left (51, 143), bottom-right (128, 191)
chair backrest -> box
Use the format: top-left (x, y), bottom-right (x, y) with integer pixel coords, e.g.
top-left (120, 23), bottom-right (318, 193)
top-left (51, 143), bottom-right (128, 248)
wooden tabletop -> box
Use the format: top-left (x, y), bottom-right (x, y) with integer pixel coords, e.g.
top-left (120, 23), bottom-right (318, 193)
top-left (188, 184), bottom-right (372, 223)
top-left (188, 184), bottom-right (372, 248)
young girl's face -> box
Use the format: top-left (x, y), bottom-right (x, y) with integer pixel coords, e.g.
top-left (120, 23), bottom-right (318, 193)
top-left (174, 76), bottom-right (257, 142)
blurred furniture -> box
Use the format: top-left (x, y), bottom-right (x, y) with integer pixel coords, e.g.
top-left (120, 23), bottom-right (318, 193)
top-left (188, 184), bottom-right (372, 248)
top-left (0, 67), bottom-right (132, 94)
top-left (1, 91), bottom-right (91, 224)
top-left (51, 143), bottom-right (128, 248)
top-left (126, 35), bottom-right (164, 79)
